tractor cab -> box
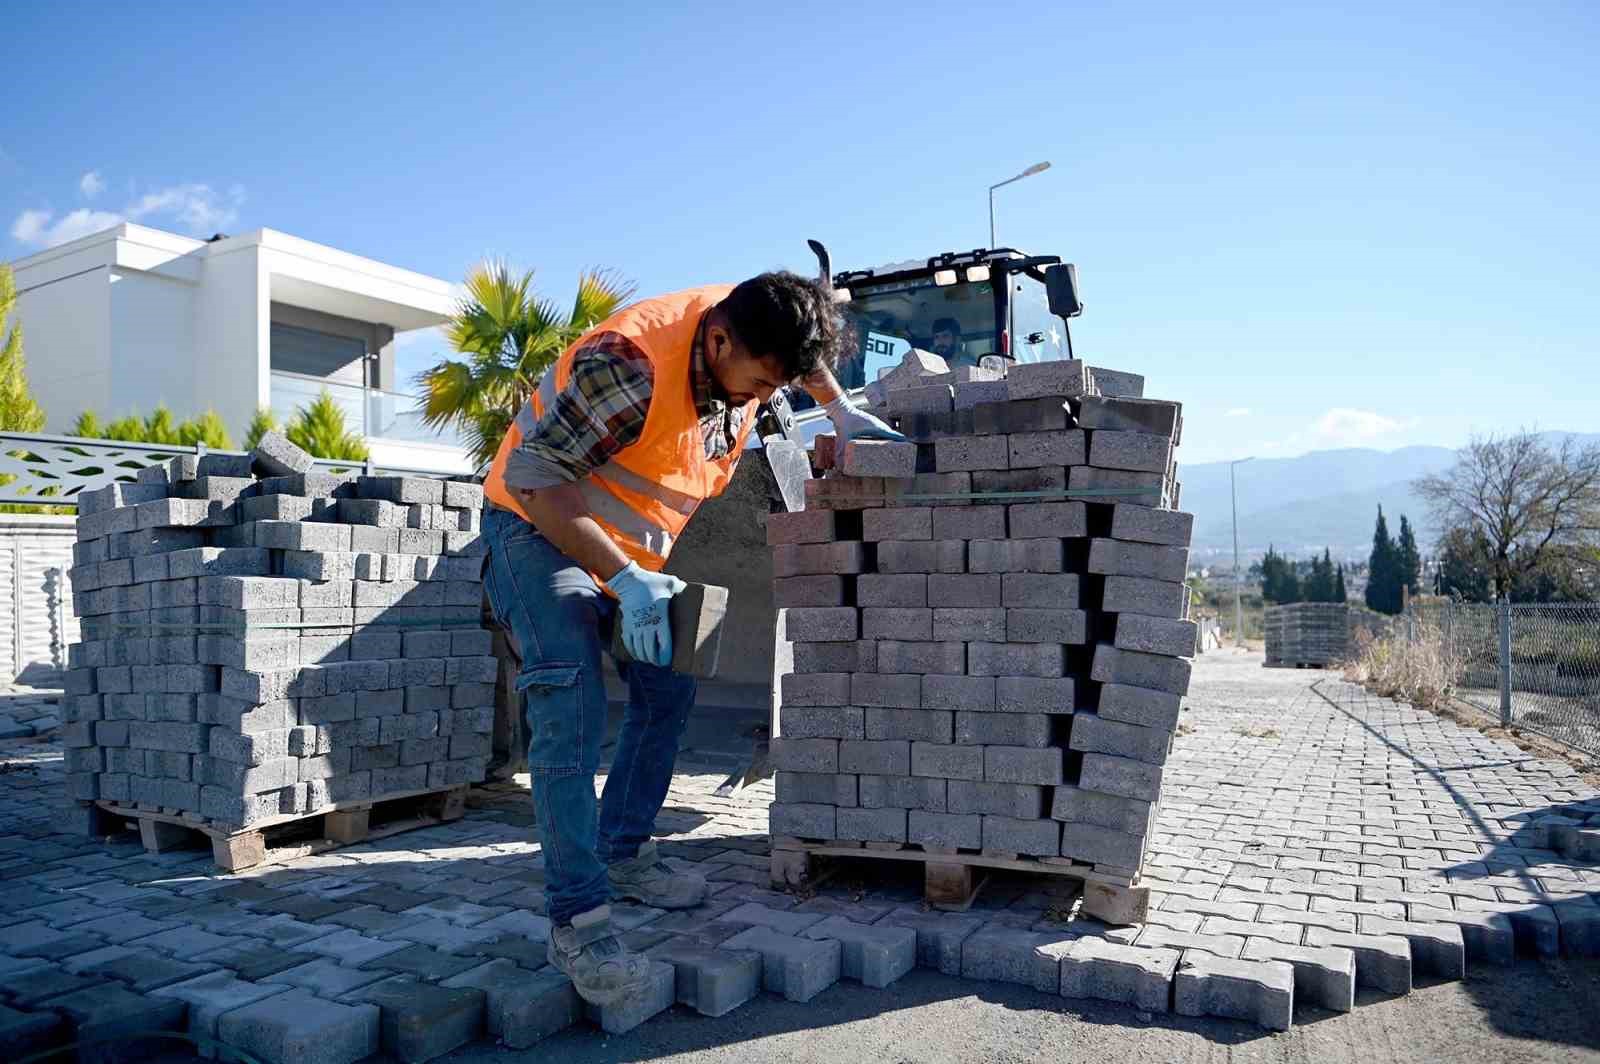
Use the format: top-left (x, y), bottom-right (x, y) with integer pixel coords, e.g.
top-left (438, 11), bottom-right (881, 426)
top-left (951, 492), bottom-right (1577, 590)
top-left (788, 246), bottom-right (1083, 414)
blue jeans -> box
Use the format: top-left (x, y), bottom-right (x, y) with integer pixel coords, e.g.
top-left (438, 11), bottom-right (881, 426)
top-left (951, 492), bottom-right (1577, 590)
top-left (480, 506), bottom-right (698, 926)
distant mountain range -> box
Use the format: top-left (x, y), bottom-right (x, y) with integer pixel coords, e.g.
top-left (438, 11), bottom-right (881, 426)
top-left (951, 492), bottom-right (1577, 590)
top-left (1178, 433), bottom-right (1600, 562)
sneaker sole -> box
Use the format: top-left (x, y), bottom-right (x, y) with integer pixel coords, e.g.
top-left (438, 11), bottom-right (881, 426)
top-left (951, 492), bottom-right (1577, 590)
top-left (612, 886), bottom-right (707, 910)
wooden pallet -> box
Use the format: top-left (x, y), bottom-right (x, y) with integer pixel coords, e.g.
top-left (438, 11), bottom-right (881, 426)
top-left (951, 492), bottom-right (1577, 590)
top-left (95, 784), bottom-right (468, 872)
top-left (769, 836), bottom-right (1150, 925)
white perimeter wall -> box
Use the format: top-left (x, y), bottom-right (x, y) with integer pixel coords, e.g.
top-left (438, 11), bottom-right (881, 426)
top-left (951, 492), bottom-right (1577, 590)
top-left (192, 244), bottom-right (267, 439)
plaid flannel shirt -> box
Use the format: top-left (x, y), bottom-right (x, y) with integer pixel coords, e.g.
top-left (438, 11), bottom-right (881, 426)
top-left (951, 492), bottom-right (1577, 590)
top-left (502, 315), bottom-right (748, 491)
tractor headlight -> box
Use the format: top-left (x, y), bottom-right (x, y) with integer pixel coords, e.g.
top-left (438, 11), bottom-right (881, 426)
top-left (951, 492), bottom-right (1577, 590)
top-left (933, 268), bottom-right (958, 286)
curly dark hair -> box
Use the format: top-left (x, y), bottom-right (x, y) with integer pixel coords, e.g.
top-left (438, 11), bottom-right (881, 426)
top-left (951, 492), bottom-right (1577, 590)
top-left (719, 271), bottom-right (856, 380)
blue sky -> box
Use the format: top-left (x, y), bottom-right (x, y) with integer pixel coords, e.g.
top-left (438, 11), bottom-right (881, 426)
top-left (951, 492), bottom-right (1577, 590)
top-left (5, 1), bottom-right (1596, 463)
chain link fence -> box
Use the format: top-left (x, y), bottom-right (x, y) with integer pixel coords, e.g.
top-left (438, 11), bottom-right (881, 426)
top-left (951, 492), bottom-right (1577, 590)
top-left (1405, 599), bottom-right (1600, 756)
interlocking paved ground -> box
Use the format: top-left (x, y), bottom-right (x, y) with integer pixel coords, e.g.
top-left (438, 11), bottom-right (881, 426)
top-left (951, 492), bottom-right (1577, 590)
top-left (1, 650), bottom-right (1597, 1057)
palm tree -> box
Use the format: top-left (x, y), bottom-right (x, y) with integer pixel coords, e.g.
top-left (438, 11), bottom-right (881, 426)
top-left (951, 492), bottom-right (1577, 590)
top-left (415, 261), bottom-right (634, 466)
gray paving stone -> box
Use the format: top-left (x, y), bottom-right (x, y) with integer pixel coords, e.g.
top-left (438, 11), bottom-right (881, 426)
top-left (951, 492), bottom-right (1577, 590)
top-left (35, 981), bottom-right (187, 1059)
top-left (218, 985), bottom-right (379, 1064)
top-left (1241, 938), bottom-right (1356, 1013)
top-left (0, 1001), bottom-right (65, 1059)
top-left (582, 959), bottom-right (676, 1034)
top-left (722, 925), bottom-right (841, 1002)
top-left (961, 925), bottom-right (1050, 986)
top-left (1173, 952), bottom-right (1294, 1031)
top-left (802, 916), bottom-right (916, 988)
top-left (265, 957), bottom-right (388, 997)
top-left (1057, 937), bottom-right (1180, 1011)
top-left (646, 941), bottom-right (762, 1017)
top-left (347, 974), bottom-right (486, 1062)
top-left (1303, 928), bottom-right (1412, 995)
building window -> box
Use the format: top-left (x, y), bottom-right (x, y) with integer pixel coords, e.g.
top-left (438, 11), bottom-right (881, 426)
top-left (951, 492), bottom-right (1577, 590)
top-left (269, 322), bottom-right (367, 383)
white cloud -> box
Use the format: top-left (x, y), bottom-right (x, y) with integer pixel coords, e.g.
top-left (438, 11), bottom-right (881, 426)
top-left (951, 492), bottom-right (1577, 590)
top-left (10, 179), bottom-right (244, 250)
top-left (11, 207), bottom-right (124, 248)
top-left (1224, 407), bottom-right (1251, 418)
top-left (1310, 407), bottom-right (1414, 446)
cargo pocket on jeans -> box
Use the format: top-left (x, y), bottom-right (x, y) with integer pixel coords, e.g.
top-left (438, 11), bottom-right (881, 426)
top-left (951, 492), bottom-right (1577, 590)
top-left (517, 663), bottom-right (586, 773)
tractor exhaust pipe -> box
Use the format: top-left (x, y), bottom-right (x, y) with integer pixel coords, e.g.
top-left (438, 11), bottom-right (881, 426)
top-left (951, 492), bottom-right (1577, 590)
top-left (807, 239), bottom-right (832, 284)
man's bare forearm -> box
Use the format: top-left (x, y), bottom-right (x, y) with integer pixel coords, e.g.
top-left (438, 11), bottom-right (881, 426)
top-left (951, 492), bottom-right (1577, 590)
top-left (800, 364), bottom-right (845, 406)
top-left (515, 483), bottom-right (632, 581)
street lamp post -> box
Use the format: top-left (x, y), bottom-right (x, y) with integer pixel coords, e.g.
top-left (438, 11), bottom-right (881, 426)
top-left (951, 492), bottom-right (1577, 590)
top-left (989, 161), bottom-right (1051, 247)
top-left (1230, 456), bottom-right (1255, 644)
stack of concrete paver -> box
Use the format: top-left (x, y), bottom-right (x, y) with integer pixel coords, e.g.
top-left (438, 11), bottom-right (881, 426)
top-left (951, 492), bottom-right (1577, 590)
top-left (1264, 602), bottom-right (1349, 667)
top-left (767, 357), bottom-right (1197, 885)
top-left (59, 433), bottom-right (493, 836)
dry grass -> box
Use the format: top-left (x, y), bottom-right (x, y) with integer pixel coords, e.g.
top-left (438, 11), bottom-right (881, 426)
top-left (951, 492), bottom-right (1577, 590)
top-left (1342, 620), bottom-right (1458, 709)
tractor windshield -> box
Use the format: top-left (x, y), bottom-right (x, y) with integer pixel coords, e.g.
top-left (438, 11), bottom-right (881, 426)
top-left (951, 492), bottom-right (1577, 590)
top-left (831, 278), bottom-right (998, 390)
top-left (1008, 271), bottom-right (1066, 364)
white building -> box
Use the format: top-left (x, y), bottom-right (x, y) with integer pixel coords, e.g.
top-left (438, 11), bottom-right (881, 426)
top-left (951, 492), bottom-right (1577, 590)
top-left (8, 223), bottom-right (470, 473)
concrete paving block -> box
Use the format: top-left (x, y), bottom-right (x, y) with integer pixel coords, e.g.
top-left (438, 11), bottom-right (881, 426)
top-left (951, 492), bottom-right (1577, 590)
top-left (927, 573), bottom-right (1001, 608)
top-left (1089, 538), bottom-right (1189, 584)
top-left (875, 539), bottom-right (966, 574)
top-left (859, 773), bottom-right (947, 811)
top-left (1077, 753), bottom-right (1164, 802)
top-left (1359, 916), bottom-right (1466, 978)
top-left (876, 641), bottom-right (965, 676)
top-left (1050, 784), bottom-right (1153, 834)
top-left (961, 925), bottom-right (1049, 986)
top-left (877, 907), bottom-right (984, 975)
top-left (1074, 396), bottom-right (1177, 436)
top-left (1409, 906), bottom-right (1515, 966)
top-left (1006, 608), bottom-right (1088, 644)
top-left (994, 676), bottom-right (1076, 715)
top-left (907, 809), bottom-right (981, 849)
top-left (968, 538), bottom-right (1064, 574)
top-left (1006, 501), bottom-right (1087, 541)
top-left (863, 506), bottom-right (933, 542)
top-left (1100, 575), bottom-right (1188, 620)
top-left (835, 806), bottom-right (908, 843)
top-left (955, 711), bottom-right (1049, 748)
top-left (932, 607), bottom-right (1007, 642)
top-left (971, 396), bottom-right (1067, 435)
top-left (347, 974), bottom-right (485, 1063)
top-left (1108, 505), bottom-right (1193, 546)
top-left (721, 926), bottom-right (841, 1002)
top-left (910, 741), bottom-right (985, 781)
top-left (0, 1002), bottom-right (65, 1060)
top-left (946, 780), bottom-right (1046, 818)
top-left (1240, 938), bottom-right (1356, 1013)
top-left (216, 985), bottom-right (377, 1062)
top-left (1173, 953), bottom-right (1294, 1032)
top-left (1449, 898), bottom-right (1558, 958)
top-left (783, 608), bottom-right (859, 643)
top-left (1008, 430), bottom-right (1086, 469)
top-left (861, 607), bottom-right (933, 641)
top-left (792, 641), bottom-right (876, 674)
top-left (1006, 360), bottom-right (1091, 400)
top-left (722, 903), bottom-right (825, 937)
top-left (769, 803), bottom-right (836, 839)
top-left (781, 672), bottom-right (852, 707)
top-left (983, 745), bottom-right (1063, 785)
top-left (780, 705), bottom-right (865, 740)
top-left (1088, 430), bottom-right (1173, 474)
top-left (841, 439), bottom-right (919, 478)
top-left (887, 382), bottom-right (954, 416)
top-left (857, 574), bottom-right (929, 607)
top-left (982, 815), bottom-right (1061, 856)
top-left (1303, 929), bottom-right (1412, 995)
top-left (866, 707), bottom-right (952, 743)
top-left (1069, 712), bottom-right (1170, 765)
top-left (251, 431), bottom-right (315, 477)
top-left (1096, 683), bottom-right (1182, 730)
top-left (1058, 937), bottom-right (1180, 1011)
top-left (34, 982), bottom-right (187, 1060)
top-left (1553, 900), bottom-right (1600, 958)
top-left (1090, 644), bottom-right (1191, 696)
top-left (264, 957), bottom-right (388, 998)
top-left (774, 771), bottom-right (858, 807)
top-left (766, 510), bottom-right (841, 546)
top-left (968, 642), bottom-right (1063, 678)
top-left (954, 379), bottom-right (1010, 410)
top-left (931, 505), bottom-right (1007, 540)
top-left (934, 434), bottom-right (1009, 473)
top-left (1113, 614), bottom-right (1198, 658)
top-left (1059, 821), bottom-right (1149, 868)
top-left (772, 542), bottom-right (867, 578)
top-left (922, 673), bottom-right (996, 712)
top-left (802, 916), bottom-right (916, 988)
top-left (494, 968), bottom-right (582, 1048)
top-left (839, 739), bottom-right (911, 776)
top-left (769, 738), bottom-right (839, 774)
top-left (645, 941), bottom-right (762, 1017)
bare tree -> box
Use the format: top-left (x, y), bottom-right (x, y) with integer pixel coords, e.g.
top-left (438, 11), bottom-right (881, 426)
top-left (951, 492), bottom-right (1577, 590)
top-left (1414, 430), bottom-right (1600, 599)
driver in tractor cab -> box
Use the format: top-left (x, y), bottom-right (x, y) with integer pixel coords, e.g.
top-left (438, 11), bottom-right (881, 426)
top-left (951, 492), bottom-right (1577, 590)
top-left (480, 272), bottom-right (903, 1007)
top-left (929, 316), bottom-right (974, 368)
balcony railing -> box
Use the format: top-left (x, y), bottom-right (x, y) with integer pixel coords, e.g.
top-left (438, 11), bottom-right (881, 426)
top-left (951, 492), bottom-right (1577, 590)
top-left (269, 371), bottom-right (464, 448)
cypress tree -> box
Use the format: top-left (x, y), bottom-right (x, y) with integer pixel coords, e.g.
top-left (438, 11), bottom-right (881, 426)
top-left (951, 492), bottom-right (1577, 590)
top-left (0, 266), bottom-right (45, 433)
top-left (1396, 515), bottom-right (1422, 598)
top-left (1334, 563), bottom-right (1347, 602)
top-left (1366, 506), bottom-right (1400, 614)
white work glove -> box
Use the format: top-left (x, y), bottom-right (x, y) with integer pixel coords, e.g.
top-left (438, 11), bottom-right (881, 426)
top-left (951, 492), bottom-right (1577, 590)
top-left (823, 394), bottom-right (907, 442)
top-left (605, 562), bottom-right (686, 668)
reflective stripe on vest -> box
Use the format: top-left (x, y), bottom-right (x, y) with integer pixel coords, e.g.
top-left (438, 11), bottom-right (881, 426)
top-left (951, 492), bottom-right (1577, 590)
top-left (577, 479), bottom-right (674, 556)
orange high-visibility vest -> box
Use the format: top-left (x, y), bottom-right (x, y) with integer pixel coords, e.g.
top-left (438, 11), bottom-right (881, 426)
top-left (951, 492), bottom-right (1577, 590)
top-left (483, 285), bottom-right (756, 572)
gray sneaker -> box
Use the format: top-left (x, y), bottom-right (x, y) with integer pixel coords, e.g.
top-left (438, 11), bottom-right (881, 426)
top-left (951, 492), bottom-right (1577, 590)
top-left (546, 904), bottom-right (651, 1008)
top-left (607, 841), bottom-right (709, 909)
